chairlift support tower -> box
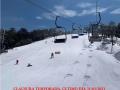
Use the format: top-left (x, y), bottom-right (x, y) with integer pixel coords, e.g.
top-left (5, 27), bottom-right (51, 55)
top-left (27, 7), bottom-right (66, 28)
top-left (88, 1), bottom-right (102, 42)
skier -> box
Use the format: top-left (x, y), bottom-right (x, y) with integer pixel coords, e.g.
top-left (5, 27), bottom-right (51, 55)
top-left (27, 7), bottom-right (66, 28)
top-left (51, 52), bottom-right (54, 59)
top-left (15, 60), bottom-right (19, 65)
top-left (27, 63), bottom-right (32, 67)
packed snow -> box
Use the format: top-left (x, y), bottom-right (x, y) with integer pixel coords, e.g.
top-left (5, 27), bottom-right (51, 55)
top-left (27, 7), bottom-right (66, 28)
top-left (1, 35), bottom-right (120, 90)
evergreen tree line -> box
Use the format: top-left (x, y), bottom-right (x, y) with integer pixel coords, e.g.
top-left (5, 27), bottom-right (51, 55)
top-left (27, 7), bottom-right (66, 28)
top-left (99, 22), bottom-right (120, 38)
top-left (0, 27), bottom-right (64, 50)
top-left (87, 22), bottom-right (120, 53)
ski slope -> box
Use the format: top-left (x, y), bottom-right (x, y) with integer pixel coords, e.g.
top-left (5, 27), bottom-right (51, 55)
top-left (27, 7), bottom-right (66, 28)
top-left (1, 35), bottom-right (120, 90)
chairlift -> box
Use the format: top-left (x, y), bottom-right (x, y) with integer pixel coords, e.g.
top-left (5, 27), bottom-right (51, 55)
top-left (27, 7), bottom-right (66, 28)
top-left (54, 16), bottom-right (67, 43)
top-left (78, 26), bottom-right (84, 36)
top-left (71, 23), bottom-right (79, 39)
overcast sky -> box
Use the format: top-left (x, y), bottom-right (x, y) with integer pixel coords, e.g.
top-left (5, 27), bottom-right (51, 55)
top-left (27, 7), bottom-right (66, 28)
top-left (1, 0), bottom-right (120, 30)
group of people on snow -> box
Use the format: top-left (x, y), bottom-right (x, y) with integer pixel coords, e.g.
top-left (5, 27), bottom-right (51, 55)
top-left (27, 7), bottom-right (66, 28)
top-left (15, 60), bottom-right (32, 67)
top-left (15, 51), bottom-right (61, 67)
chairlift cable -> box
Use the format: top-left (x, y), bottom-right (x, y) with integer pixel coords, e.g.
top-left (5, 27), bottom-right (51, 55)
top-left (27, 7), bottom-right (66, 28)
top-left (24, 0), bottom-right (79, 25)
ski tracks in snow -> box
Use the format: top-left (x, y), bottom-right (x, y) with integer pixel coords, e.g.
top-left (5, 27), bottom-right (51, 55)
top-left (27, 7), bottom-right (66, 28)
top-left (62, 44), bottom-right (95, 86)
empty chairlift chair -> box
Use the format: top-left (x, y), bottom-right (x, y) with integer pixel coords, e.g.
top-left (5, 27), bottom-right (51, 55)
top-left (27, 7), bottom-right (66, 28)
top-left (78, 26), bottom-right (84, 36)
top-left (54, 16), bottom-right (67, 43)
top-left (71, 23), bottom-right (79, 39)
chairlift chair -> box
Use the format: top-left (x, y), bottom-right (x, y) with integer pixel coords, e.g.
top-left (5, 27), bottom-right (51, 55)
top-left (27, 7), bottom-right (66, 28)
top-left (78, 26), bottom-right (84, 36)
top-left (71, 23), bottom-right (79, 39)
top-left (54, 16), bottom-right (67, 43)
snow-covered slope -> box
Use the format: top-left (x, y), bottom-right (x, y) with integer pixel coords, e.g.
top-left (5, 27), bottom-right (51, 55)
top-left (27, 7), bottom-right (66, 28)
top-left (1, 35), bottom-right (120, 90)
